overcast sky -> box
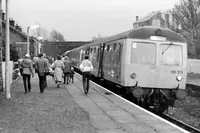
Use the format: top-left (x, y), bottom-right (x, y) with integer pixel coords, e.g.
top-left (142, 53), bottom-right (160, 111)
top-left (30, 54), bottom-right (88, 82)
top-left (5, 0), bottom-right (180, 41)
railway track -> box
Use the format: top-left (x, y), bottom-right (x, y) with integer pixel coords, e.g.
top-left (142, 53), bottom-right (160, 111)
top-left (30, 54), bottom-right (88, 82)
top-left (161, 114), bottom-right (200, 133)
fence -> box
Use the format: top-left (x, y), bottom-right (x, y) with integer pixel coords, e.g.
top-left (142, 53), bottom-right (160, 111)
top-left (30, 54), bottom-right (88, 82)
top-left (188, 59), bottom-right (200, 74)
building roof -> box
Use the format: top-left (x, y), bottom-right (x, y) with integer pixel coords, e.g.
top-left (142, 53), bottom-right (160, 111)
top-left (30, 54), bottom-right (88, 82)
top-left (1, 19), bottom-right (38, 43)
top-left (133, 11), bottom-right (160, 24)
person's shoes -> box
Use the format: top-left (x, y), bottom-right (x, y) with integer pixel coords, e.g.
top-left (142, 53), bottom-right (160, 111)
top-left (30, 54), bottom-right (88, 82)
top-left (28, 89), bottom-right (31, 92)
top-left (24, 91), bottom-right (27, 94)
top-left (40, 92), bottom-right (43, 94)
top-left (84, 88), bottom-right (87, 94)
top-left (57, 84), bottom-right (60, 88)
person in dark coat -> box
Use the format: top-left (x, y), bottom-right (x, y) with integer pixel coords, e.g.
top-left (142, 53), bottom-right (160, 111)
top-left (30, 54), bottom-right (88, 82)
top-left (69, 66), bottom-right (74, 83)
top-left (20, 54), bottom-right (34, 94)
top-left (43, 53), bottom-right (49, 88)
top-left (63, 56), bottom-right (71, 84)
top-left (35, 53), bottom-right (49, 93)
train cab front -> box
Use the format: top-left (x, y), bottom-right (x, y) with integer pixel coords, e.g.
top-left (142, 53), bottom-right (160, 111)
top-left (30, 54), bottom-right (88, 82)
top-left (123, 31), bottom-right (188, 113)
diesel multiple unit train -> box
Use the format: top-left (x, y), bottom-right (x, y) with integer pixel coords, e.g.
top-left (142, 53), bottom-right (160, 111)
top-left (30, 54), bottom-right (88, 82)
top-left (64, 26), bottom-right (187, 113)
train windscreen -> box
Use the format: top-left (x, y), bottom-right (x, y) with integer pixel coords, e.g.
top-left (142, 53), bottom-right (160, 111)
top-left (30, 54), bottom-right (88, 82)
top-left (131, 42), bottom-right (156, 64)
top-left (160, 44), bottom-right (182, 66)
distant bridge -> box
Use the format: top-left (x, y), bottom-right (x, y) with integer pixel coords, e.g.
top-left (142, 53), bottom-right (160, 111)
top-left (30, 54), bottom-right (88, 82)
top-left (42, 41), bottom-right (91, 58)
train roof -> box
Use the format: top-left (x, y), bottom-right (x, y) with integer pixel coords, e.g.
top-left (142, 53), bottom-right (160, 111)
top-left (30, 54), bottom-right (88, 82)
top-left (126, 26), bottom-right (186, 42)
top-left (87, 26), bottom-right (186, 47)
top-left (64, 26), bottom-right (186, 54)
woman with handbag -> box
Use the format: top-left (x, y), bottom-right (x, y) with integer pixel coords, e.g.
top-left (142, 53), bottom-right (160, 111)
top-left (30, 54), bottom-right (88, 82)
top-left (21, 54), bottom-right (34, 94)
top-left (52, 55), bottom-right (64, 88)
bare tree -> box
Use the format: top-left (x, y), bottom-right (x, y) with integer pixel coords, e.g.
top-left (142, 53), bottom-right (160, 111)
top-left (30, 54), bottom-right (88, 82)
top-left (31, 23), bottom-right (49, 40)
top-left (92, 34), bottom-right (106, 42)
top-left (49, 29), bottom-right (65, 42)
top-left (171, 0), bottom-right (200, 55)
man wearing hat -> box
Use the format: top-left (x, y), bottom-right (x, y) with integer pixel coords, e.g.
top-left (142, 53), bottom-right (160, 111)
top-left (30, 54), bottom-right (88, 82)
top-left (20, 54), bottom-right (34, 94)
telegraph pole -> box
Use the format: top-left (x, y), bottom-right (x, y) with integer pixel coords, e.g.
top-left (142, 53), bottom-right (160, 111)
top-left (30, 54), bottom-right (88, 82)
top-left (5, 0), bottom-right (10, 99)
top-left (0, 0), bottom-right (3, 91)
top-left (27, 27), bottom-right (30, 55)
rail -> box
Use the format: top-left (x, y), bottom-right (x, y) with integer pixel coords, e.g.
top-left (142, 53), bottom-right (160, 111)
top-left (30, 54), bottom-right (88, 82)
top-left (161, 114), bottom-right (200, 133)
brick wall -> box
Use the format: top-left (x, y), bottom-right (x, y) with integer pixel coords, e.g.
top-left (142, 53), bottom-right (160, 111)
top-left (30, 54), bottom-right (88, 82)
top-left (1, 24), bottom-right (35, 59)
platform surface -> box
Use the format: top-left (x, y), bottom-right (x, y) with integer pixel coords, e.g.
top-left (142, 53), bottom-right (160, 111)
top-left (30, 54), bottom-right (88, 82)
top-left (66, 74), bottom-right (189, 133)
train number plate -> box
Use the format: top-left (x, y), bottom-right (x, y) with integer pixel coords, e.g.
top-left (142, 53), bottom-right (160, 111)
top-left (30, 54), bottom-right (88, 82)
top-left (171, 70), bottom-right (183, 74)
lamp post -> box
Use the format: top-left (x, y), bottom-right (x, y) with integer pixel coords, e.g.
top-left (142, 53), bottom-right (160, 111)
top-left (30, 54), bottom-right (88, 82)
top-left (34, 36), bottom-right (43, 56)
top-left (27, 25), bottom-right (39, 55)
top-left (5, 0), bottom-right (10, 99)
top-left (37, 36), bottom-right (43, 40)
top-left (37, 36), bottom-right (43, 54)
top-left (0, 0), bottom-right (3, 92)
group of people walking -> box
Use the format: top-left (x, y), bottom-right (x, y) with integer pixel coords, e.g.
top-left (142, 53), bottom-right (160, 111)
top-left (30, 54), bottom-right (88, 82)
top-left (19, 53), bottom-right (93, 95)
top-left (19, 53), bottom-right (74, 94)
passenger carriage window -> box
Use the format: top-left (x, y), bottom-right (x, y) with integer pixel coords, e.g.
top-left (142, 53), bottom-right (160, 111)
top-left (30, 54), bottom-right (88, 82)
top-left (90, 48), bottom-right (93, 53)
top-left (113, 43), bottom-right (117, 50)
top-left (107, 45), bottom-right (110, 52)
top-left (160, 44), bottom-right (182, 66)
top-left (97, 48), bottom-right (100, 62)
top-left (111, 43), bottom-right (122, 64)
top-left (104, 46), bottom-right (107, 51)
top-left (131, 42), bottom-right (156, 64)
top-left (94, 47), bottom-right (96, 53)
top-left (110, 45), bottom-right (113, 51)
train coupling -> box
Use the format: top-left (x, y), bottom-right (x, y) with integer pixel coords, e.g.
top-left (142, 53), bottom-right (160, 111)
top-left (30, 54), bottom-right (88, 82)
top-left (131, 87), bottom-right (144, 98)
top-left (175, 89), bottom-right (187, 100)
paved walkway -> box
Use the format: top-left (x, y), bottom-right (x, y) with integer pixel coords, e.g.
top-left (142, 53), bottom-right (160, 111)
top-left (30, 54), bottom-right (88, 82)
top-left (0, 75), bottom-right (97, 133)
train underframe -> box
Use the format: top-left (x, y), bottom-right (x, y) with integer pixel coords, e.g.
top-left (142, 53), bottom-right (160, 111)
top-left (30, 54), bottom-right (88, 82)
top-left (124, 87), bottom-right (177, 113)
top-left (97, 78), bottom-right (186, 114)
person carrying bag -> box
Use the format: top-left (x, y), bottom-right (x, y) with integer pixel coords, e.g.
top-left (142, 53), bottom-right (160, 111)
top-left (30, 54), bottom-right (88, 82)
top-left (21, 54), bottom-right (34, 94)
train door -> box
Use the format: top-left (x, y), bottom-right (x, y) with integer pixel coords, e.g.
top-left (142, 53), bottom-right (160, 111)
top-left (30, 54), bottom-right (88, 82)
top-left (90, 46), bottom-right (98, 76)
top-left (79, 49), bottom-right (84, 66)
top-left (110, 42), bottom-right (122, 84)
top-left (97, 43), bottom-right (105, 78)
top-left (103, 43), bottom-right (112, 81)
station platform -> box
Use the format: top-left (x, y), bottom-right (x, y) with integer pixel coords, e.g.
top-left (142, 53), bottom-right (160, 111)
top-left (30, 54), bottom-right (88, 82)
top-left (67, 74), bottom-right (189, 133)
